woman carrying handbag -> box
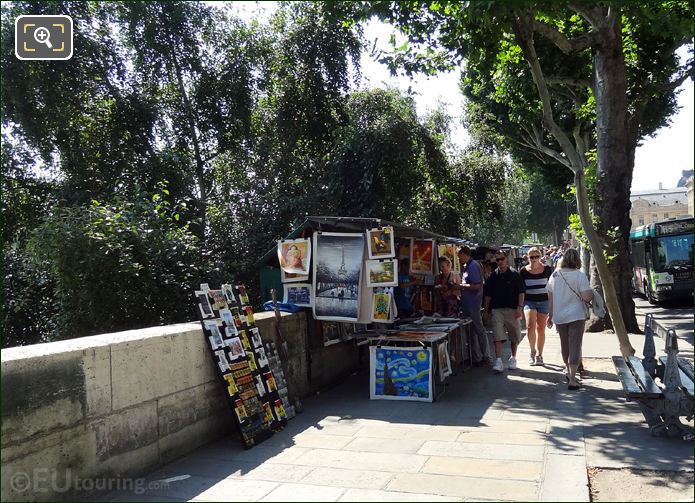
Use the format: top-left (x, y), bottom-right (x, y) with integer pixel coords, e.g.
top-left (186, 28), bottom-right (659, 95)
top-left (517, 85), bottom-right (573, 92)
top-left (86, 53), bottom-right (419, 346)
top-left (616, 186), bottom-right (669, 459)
top-left (546, 248), bottom-right (593, 390)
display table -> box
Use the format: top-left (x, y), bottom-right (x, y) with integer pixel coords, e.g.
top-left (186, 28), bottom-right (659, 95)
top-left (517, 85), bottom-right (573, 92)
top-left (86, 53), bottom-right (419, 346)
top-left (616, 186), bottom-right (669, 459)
top-left (367, 319), bottom-right (471, 402)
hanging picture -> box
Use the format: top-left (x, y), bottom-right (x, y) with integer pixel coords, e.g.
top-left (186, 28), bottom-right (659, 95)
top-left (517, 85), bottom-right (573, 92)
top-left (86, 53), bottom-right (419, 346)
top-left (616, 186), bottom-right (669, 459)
top-left (277, 238), bottom-right (311, 276)
top-left (365, 259), bottom-right (398, 287)
top-left (369, 346), bottom-right (433, 402)
top-left (366, 226), bottom-right (395, 259)
top-left (410, 238), bottom-right (434, 275)
top-left (221, 284), bottom-right (236, 304)
top-left (321, 321), bottom-right (342, 346)
top-left (235, 285), bottom-right (250, 306)
top-left (371, 291), bottom-right (392, 323)
top-left (281, 270), bottom-right (309, 283)
top-left (437, 340), bottom-right (452, 381)
top-left (437, 244), bottom-right (460, 273)
top-left (313, 232), bottom-right (364, 321)
top-left (283, 283), bottom-right (312, 307)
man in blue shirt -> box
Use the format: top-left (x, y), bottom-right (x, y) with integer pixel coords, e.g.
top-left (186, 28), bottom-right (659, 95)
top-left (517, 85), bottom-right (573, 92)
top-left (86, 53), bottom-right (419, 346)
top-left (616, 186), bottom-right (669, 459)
top-left (458, 246), bottom-right (490, 365)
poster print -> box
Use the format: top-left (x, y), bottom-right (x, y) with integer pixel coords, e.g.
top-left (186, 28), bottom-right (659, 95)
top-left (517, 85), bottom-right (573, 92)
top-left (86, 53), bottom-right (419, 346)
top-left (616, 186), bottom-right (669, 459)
top-left (313, 232), bottom-right (364, 321)
top-left (281, 270), bottom-right (309, 283)
top-left (438, 340), bottom-right (452, 381)
top-left (369, 346), bottom-right (433, 402)
top-left (371, 291), bottom-right (392, 323)
top-left (410, 239), bottom-right (434, 275)
top-left (365, 259), bottom-right (398, 287)
top-left (277, 238), bottom-right (311, 275)
top-left (196, 290), bottom-right (214, 319)
top-left (283, 283), bottom-right (312, 307)
top-left (437, 244), bottom-right (460, 273)
top-left (366, 226), bottom-right (395, 259)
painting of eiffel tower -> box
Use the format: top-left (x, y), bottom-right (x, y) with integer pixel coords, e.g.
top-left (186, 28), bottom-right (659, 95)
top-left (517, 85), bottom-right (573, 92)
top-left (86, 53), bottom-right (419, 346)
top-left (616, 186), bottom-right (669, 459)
top-left (313, 232), bottom-right (365, 321)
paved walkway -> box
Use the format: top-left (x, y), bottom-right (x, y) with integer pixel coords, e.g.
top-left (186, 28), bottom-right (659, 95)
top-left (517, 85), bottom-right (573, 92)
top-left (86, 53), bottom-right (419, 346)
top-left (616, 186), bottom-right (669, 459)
top-left (102, 324), bottom-right (693, 502)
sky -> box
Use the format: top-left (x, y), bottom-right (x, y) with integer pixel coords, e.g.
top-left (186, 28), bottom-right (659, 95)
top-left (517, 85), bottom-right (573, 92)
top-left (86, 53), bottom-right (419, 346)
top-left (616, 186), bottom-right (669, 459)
top-left (229, 1), bottom-right (693, 193)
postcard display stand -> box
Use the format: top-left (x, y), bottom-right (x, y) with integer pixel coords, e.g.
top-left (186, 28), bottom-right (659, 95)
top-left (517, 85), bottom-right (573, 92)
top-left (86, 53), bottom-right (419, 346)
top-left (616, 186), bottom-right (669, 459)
top-left (195, 284), bottom-right (288, 449)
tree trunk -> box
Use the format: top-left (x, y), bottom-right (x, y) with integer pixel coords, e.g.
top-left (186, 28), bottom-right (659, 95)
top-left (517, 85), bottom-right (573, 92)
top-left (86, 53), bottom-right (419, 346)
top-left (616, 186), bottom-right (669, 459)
top-left (575, 170), bottom-right (635, 357)
top-left (590, 12), bottom-right (640, 333)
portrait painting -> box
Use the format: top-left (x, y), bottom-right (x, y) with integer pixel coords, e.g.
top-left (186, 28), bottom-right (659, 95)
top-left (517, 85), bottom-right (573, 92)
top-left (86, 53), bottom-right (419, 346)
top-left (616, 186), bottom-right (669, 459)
top-left (370, 346), bottom-right (433, 402)
top-left (283, 283), bottom-right (312, 307)
top-left (365, 259), bottom-right (398, 287)
top-left (277, 238), bottom-right (311, 275)
top-left (366, 226), bottom-right (395, 259)
top-left (410, 238), bottom-right (434, 275)
top-left (313, 232), bottom-right (364, 322)
top-left (371, 291), bottom-right (392, 323)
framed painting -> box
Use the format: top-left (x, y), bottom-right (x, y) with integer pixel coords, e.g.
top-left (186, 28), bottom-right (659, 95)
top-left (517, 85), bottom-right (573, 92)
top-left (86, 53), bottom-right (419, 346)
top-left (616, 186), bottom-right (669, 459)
top-left (278, 238), bottom-right (311, 275)
top-left (371, 291), bottom-right (392, 323)
top-left (410, 238), bottom-right (434, 275)
top-left (283, 283), bottom-right (312, 307)
top-left (366, 226), bottom-right (395, 259)
top-left (369, 346), bottom-right (433, 402)
top-left (365, 259), bottom-right (398, 287)
top-left (312, 232), bottom-right (364, 322)
top-left (281, 270), bottom-right (309, 283)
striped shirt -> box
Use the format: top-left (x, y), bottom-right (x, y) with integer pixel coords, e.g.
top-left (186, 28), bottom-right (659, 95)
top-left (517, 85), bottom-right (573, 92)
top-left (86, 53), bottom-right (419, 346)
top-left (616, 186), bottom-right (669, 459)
top-left (520, 265), bottom-right (553, 302)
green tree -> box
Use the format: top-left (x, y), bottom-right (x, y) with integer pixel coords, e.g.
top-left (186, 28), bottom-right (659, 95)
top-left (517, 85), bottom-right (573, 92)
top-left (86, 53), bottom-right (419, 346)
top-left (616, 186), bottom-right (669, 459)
top-left (331, 1), bottom-right (693, 356)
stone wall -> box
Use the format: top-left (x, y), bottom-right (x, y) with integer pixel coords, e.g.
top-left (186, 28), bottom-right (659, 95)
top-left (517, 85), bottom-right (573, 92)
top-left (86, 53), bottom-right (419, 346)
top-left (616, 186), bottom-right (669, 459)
top-left (1, 311), bottom-right (358, 501)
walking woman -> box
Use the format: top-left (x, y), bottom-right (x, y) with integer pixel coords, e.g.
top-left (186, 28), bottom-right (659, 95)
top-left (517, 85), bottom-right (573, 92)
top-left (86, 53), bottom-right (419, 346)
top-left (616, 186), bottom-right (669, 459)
top-left (546, 248), bottom-right (593, 390)
top-left (520, 247), bottom-right (552, 366)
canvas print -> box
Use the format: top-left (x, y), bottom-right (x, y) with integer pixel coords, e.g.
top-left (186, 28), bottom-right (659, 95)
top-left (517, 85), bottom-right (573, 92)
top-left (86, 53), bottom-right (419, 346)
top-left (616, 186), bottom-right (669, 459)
top-left (221, 284), bottom-right (236, 305)
top-left (196, 290), bottom-right (214, 319)
top-left (366, 226), bottom-right (395, 259)
top-left (370, 346), bottom-right (433, 402)
top-left (313, 232), bottom-right (365, 321)
top-left (371, 291), bottom-right (392, 323)
top-left (410, 239), bottom-right (434, 275)
top-left (278, 238), bottom-right (311, 275)
top-left (437, 244), bottom-right (460, 273)
top-left (219, 309), bottom-right (234, 327)
top-left (283, 283), bottom-right (312, 307)
top-left (235, 285), bottom-right (250, 305)
top-left (438, 340), bottom-right (452, 381)
top-left (209, 290), bottom-right (228, 311)
top-left (204, 320), bottom-right (224, 349)
top-left (366, 259), bottom-right (398, 287)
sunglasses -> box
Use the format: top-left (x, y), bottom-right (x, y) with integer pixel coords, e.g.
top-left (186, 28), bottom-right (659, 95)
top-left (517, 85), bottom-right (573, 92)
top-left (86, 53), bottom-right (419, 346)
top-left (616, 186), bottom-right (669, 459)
top-left (530, 255), bottom-right (541, 259)
top-left (495, 257), bottom-right (506, 262)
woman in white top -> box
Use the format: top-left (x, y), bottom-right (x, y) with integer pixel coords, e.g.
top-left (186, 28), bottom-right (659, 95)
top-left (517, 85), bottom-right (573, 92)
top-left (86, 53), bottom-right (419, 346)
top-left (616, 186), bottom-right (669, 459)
top-left (546, 248), bottom-right (593, 390)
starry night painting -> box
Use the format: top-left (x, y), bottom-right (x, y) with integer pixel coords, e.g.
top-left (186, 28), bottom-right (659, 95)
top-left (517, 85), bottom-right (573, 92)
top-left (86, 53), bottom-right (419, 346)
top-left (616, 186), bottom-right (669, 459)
top-left (369, 346), bottom-right (433, 402)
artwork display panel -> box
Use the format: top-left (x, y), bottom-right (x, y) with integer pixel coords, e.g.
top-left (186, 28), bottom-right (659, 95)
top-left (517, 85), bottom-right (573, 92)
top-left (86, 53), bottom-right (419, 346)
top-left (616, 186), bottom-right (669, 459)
top-left (371, 291), bottom-right (392, 323)
top-left (283, 283), bottom-right (312, 307)
top-left (277, 238), bottom-right (311, 276)
top-left (194, 284), bottom-right (288, 449)
top-left (369, 346), bottom-right (433, 402)
top-left (410, 239), bottom-right (434, 275)
top-left (365, 259), bottom-right (398, 287)
top-left (366, 226), bottom-right (395, 259)
top-left (312, 232), bottom-right (364, 322)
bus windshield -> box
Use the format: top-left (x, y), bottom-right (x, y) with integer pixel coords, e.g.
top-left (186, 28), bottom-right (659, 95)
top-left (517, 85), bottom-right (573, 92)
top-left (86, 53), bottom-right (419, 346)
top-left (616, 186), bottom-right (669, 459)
top-left (651, 233), bottom-right (694, 272)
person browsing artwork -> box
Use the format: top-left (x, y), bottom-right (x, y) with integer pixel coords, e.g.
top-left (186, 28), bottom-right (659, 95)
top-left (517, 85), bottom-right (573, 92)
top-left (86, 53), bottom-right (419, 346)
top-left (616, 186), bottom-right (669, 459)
top-left (520, 246), bottom-right (553, 366)
top-left (434, 256), bottom-right (461, 318)
top-left (458, 246), bottom-right (491, 366)
top-left (394, 258), bottom-right (417, 318)
top-left (483, 253), bottom-right (525, 373)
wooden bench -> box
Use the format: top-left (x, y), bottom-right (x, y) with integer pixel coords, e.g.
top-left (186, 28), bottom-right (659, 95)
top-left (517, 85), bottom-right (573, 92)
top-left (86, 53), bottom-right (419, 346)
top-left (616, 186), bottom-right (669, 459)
top-left (612, 313), bottom-right (694, 438)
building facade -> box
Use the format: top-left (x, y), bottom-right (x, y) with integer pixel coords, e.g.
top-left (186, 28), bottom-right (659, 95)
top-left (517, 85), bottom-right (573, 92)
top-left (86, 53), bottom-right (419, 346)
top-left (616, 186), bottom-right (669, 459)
top-left (629, 183), bottom-right (690, 230)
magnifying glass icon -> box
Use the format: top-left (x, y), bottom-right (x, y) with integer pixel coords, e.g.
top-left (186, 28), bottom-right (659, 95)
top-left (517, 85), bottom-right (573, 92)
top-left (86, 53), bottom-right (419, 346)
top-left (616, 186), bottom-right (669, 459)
top-left (34, 27), bottom-right (53, 49)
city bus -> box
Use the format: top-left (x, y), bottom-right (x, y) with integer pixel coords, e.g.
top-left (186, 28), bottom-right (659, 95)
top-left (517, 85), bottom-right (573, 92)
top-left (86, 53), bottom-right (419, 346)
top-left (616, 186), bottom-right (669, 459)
top-left (629, 216), bottom-right (693, 303)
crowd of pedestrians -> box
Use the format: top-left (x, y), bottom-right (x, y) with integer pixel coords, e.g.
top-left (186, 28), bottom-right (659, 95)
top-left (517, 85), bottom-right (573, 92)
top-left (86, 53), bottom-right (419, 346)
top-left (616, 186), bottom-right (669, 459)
top-left (432, 243), bottom-right (593, 390)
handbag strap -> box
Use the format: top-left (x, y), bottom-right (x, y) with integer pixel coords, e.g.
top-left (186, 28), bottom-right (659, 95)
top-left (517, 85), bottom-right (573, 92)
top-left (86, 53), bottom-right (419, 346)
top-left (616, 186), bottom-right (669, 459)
top-left (558, 271), bottom-right (590, 305)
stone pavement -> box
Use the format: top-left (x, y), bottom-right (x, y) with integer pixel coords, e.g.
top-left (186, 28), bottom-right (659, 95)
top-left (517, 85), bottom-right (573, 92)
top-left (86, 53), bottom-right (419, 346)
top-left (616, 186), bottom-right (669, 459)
top-left (101, 325), bottom-right (693, 502)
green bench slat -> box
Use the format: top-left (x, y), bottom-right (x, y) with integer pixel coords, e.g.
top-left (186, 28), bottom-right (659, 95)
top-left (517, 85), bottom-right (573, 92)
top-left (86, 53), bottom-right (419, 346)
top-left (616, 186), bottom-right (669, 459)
top-left (613, 356), bottom-right (649, 398)
top-left (658, 356), bottom-right (694, 398)
top-left (627, 356), bottom-right (663, 398)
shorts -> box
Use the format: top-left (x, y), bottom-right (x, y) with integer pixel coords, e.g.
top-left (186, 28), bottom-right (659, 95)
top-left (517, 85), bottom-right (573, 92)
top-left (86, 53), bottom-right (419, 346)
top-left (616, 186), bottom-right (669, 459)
top-left (491, 308), bottom-right (522, 344)
top-left (523, 300), bottom-right (549, 314)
